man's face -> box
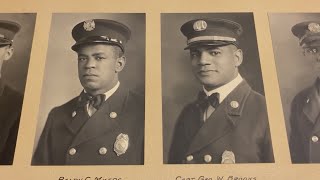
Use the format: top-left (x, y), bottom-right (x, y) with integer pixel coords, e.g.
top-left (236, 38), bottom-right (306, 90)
top-left (77, 44), bottom-right (126, 95)
top-left (303, 46), bottom-right (320, 70)
top-left (0, 45), bottom-right (13, 72)
top-left (189, 44), bottom-right (243, 90)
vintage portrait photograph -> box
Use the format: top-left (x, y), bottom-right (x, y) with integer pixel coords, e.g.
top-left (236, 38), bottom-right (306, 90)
top-left (162, 13), bottom-right (274, 164)
top-left (0, 13), bottom-right (36, 165)
top-left (31, 13), bottom-right (145, 165)
top-left (269, 13), bottom-right (320, 164)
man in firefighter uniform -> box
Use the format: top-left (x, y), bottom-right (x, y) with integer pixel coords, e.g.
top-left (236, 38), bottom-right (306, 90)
top-left (0, 20), bottom-right (23, 165)
top-left (32, 19), bottom-right (145, 165)
top-left (168, 18), bottom-right (274, 164)
top-left (290, 21), bottom-right (320, 163)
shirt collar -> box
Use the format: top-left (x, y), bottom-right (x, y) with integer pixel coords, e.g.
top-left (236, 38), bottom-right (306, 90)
top-left (203, 74), bottom-right (243, 103)
top-left (83, 81), bottom-right (120, 101)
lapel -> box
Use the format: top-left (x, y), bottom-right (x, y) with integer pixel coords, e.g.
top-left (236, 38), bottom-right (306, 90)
top-left (70, 85), bottom-right (129, 147)
top-left (186, 80), bottom-right (251, 155)
top-left (302, 79), bottom-right (320, 125)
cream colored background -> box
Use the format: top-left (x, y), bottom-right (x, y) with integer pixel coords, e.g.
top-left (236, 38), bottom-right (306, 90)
top-left (2, 0), bottom-right (320, 179)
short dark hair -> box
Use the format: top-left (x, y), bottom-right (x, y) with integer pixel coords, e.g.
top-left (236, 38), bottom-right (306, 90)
top-left (112, 45), bottom-right (124, 58)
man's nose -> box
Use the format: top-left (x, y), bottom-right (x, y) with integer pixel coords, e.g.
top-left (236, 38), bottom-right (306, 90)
top-left (85, 57), bottom-right (96, 68)
top-left (198, 51), bottom-right (211, 65)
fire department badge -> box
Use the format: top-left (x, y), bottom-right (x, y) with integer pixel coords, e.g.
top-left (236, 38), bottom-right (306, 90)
top-left (83, 19), bottom-right (95, 31)
top-left (221, 150), bottom-right (236, 164)
top-left (308, 23), bottom-right (320, 33)
top-left (193, 20), bottom-right (207, 31)
top-left (114, 133), bottom-right (129, 156)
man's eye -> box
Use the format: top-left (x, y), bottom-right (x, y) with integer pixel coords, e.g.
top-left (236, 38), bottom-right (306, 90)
top-left (78, 57), bottom-right (87, 61)
top-left (190, 52), bottom-right (199, 58)
top-left (95, 56), bottom-right (105, 60)
top-left (209, 51), bottom-right (221, 56)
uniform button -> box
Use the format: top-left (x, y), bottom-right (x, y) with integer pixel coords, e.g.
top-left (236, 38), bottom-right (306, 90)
top-left (69, 148), bottom-right (77, 155)
top-left (110, 112), bottom-right (117, 119)
top-left (186, 155), bottom-right (193, 161)
top-left (204, 154), bottom-right (212, 163)
top-left (312, 135), bottom-right (319, 142)
top-left (99, 147), bottom-right (108, 155)
top-left (230, 101), bottom-right (239, 108)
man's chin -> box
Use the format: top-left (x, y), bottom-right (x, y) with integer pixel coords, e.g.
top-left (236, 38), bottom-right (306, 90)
top-left (197, 78), bottom-right (218, 86)
top-left (82, 83), bottom-right (99, 91)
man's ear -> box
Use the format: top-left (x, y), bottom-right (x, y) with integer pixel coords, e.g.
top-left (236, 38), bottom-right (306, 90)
top-left (4, 46), bottom-right (14, 61)
top-left (234, 48), bottom-right (243, 67)
top-left (115, 55), bottom-right (126, 73)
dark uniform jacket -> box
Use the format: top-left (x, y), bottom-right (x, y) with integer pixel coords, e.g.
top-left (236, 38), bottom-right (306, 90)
top-left (289, 78), bottom-right (320, 163)
top-left (168, 80), bottom-right (274, 164)
top-left (0, 82), bottom-right (23, 165)
top-left (32, 85), bottom-right (145, 165)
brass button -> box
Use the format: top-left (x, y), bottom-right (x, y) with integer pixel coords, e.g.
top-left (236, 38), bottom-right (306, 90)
top-left (110, 112), bottom-right (117, 119)
top-left (99, 147), bottom-right (108, 155)
top-left (230, 101), bottom-right (239, 108)
top-left (312, 136), bottom-right (319, 142)
top-left (204, 154), bottom-right (212, 163)
top-left (69, 148), bottom-right (76, 155)
top-left (186, 155), bottom-right (193, 161)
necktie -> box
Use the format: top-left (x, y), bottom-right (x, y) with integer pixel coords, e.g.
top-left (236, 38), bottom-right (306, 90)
top-left (196, 91), bottom-right (220, 122)
top-left (197, 91), bottom-right (220, 110)
top-left (78, 92), bottom-right (106, 116)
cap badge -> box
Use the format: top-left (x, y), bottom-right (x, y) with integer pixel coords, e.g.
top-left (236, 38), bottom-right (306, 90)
top-left (308, 23), bottom-right (320, 33)
top-left (193, 20), bottom-right (207, 31)
top-left (114, 133), bottom-right (129, 156)
top-left (83, 19), bottom-right (95, 31)
top-left (221, 150), bottom-right (235, 164)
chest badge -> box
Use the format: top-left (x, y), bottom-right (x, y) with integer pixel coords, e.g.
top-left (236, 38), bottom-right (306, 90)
top-left (114, 133), bottom-right (129, 156)
top-left (221, 150), bottom-right (235, 164)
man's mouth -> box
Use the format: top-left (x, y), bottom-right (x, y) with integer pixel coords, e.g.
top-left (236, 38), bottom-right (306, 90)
top-left (83, 73), bottom-right (98, 77)
top-left (198, 70), bottom-right (216, 75)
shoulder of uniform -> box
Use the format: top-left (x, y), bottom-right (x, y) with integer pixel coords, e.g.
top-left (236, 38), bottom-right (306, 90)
top-left (2, 85), bottom-right (23, 106)
top-left (127, 89), bottom-right (145, 104)
top-left (4, 84), bottom-right (22, 98)
top-left (49, 95), bottom-right (79, 114)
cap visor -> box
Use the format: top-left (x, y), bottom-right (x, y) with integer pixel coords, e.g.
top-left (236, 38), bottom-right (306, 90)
top-left (184, 41), bottom-right (237, 50)
top-left (301, 35), bottom-right (320, 47)
top-left (71, 40), bottom-right (124, 52)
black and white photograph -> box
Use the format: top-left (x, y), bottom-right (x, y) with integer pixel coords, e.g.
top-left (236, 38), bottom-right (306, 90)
top-left (162, 13), bottom-right (274, 164)
top-left (31, 13), bottom-right (145, 165)
top-left (269, 13), bottom-right (320, 163)
top-left (0, 13), bottom-right (36, 165)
